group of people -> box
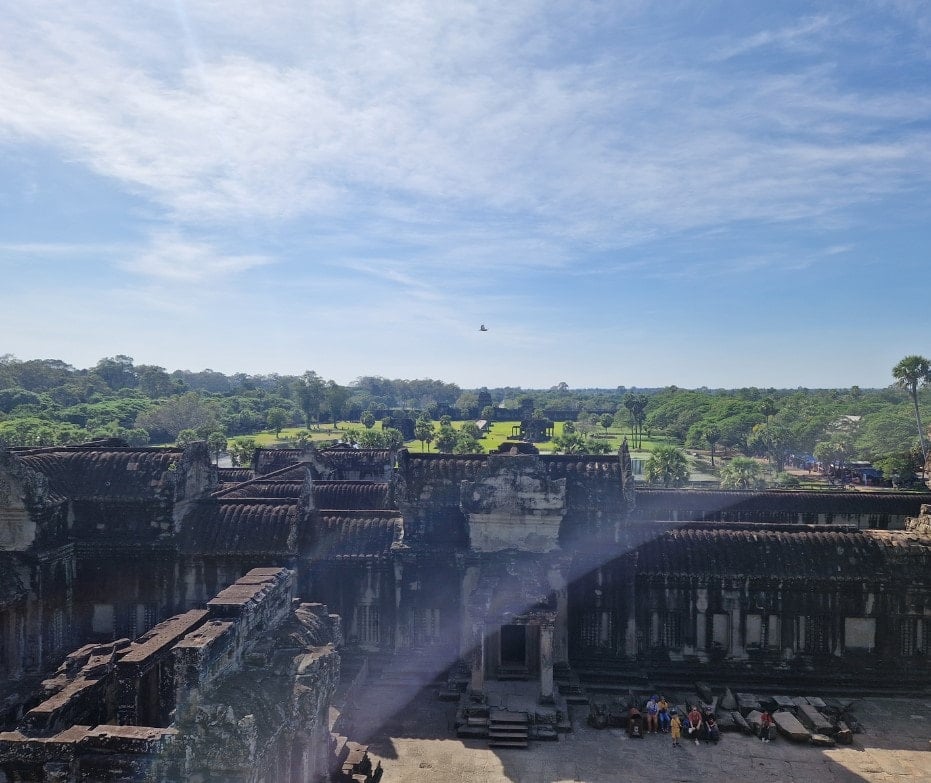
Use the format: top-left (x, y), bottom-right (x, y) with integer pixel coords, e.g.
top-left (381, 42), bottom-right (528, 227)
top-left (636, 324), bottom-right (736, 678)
top-left (641, 696), bottom-right (720, 747)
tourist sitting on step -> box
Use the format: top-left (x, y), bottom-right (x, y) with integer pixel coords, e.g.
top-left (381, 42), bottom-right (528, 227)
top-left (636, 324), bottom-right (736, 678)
top-left (657, 695), bottom-right (670, 733)
top-left (686, 705), bottom-right (703, 745)
top-left (703, 712), bottom-right (720, 744)
top-left (645, 695), bottom-right (659, 734)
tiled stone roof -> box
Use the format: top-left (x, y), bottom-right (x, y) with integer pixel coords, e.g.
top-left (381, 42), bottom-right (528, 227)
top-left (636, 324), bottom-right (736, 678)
top-left (400, 453), bottom-right (486, 482)
top-left (312, 481), bottom-right (390, 510)
top-left (254, 448), bottom-right (306, 475)
top-left (542, 455), bottom-right (624, 479)
top-left (312, 511), bottom-right (403, 560)
top-left (217, 467), bottom-right (253, 483)
top-left (14, 447), bottom-right (184, 501)
top-left (633, 488), bottom-right (931, 517)
top-left (214, 481), bottom-right (304, 500)
top-left (182, 499), bottom-right (298, 554)
top-left (315, 447), bottom-right (393, 477)
top-left (634, 523), bottom-right (931, 580)
top-left (263, 464), bottom-right (311, 480)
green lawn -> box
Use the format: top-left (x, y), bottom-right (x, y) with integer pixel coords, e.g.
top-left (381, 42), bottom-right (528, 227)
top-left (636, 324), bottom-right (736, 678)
top-left (402, 420), bottom-right (678, 455)
top-left (227, 422), bottom-right (370, 448)
top-left (227, 419), bottom-right (683, 456)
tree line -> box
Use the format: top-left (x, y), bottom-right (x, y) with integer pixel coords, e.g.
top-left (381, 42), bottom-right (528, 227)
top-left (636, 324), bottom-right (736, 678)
top-left (0, 354), bottom-right (928, 484)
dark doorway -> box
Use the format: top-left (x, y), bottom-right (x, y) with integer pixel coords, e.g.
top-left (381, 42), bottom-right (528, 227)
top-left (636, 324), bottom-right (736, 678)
top-left (500, 624), bottom-right (526, 665)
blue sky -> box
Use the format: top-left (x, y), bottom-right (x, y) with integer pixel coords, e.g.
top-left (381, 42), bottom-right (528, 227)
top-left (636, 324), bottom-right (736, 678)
top-left (1, 1), bottom-right (929, 389)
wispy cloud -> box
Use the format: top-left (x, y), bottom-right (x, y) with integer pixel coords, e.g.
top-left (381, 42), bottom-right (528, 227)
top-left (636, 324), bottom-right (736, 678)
top-left (0, 241), bottom-right (125, 256)
top-left (118, 231), bottom-right (272, 283)
top-left (1, 2), bottom-right (930, 388)
top-left (0, 0), bottom-right (928, 269)
top-left (709, 15), bottom-right (835, 61)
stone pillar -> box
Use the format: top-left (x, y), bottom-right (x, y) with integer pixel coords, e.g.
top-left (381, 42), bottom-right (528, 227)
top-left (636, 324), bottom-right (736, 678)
top-left (695, 589), bottom-right (708, 652)
top-left (469, 622), bottom-right (485, 694)
top-left (394, 561), bottom-right (404, 651)
top-left (539, 621), bottom-right (555, 703)
top-left (547, 564), bottom-right (569, 664)
top-left (623, 553), bottom-right (639, 657)
top-left (729, 602), bottom-right (744, 658)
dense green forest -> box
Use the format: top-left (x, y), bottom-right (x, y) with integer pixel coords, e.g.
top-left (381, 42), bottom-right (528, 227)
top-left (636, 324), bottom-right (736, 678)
top-left (0, 354), bottom-right (927, 482)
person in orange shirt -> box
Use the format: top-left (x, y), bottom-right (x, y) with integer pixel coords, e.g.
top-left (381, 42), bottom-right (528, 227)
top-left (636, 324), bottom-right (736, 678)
top-left (670, 709), bottom-right (682, 748)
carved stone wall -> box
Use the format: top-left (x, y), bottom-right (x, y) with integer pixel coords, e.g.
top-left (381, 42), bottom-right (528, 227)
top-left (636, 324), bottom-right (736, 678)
top-left (0, 568), bottom-right (341, 783)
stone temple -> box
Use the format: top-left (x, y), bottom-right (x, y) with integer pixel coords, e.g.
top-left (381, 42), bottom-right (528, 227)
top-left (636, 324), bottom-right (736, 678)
top-left (1, 438), bottom-right (931, 779)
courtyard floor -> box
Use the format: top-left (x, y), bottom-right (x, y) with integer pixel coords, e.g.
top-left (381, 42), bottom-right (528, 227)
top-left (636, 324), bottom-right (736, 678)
top-left (343, 681), bottom-right (931, 782)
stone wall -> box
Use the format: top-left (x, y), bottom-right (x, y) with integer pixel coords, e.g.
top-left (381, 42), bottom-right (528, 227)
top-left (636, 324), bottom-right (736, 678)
top-left (0, 568), bottom-right (341, 783)
top-left (907, 503), bottom-right (931, 535)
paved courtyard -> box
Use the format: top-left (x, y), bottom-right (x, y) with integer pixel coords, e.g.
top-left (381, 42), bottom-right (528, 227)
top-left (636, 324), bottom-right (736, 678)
top-left (344, 682), bottom-right (931, 782)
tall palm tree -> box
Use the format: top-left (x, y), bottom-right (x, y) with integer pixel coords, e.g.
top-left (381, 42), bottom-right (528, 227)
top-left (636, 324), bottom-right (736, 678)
top-left (892, 355), bottom-right (931, 461)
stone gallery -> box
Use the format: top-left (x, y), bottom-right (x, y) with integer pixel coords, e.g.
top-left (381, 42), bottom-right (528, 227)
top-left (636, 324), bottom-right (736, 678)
top-left (1, 438), bottom-right (931, 778)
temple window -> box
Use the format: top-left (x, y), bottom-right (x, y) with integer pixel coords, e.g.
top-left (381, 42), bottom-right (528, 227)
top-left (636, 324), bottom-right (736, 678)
top-left (711, 613), bottom-right (729, 649)
top-left (745, 614), bottom-right (762, 648)
top-left (356, 605), bottom-right (380, 646)
top-left (804, 615), bottom-right (830, 654)
top-left (844, 617), bottom-right (875, 651)
top-left (662, 612), bottom-right (682, 649)
top-left (767, 614), bottom-right (781, 647)
top-left (900, 618), bottom-right (926, 656)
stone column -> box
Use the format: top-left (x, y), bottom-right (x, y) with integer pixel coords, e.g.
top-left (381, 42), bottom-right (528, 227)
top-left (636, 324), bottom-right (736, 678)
top-left (695, 589), bottom-right (708, 652)
top-left (539, 620), bottom-right (555, 703)
top-left (624, 554), bottom-right (639, 657)
top-left (469, 621), bottom-right (485, 694)
top-left (394, 561), bottom-right (404, 651)
top-left (729, 602), bottom-right (744, 658)
top-left (548, 564), bottom-right (569, 664)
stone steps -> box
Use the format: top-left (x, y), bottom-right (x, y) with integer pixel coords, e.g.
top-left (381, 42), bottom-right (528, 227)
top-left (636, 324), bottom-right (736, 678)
top-left (488, 709), bottom-right (529, 749)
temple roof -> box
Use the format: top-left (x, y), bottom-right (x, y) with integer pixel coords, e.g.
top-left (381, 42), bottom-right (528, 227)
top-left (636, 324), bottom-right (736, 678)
top-left (400, 452), bottom-right (624, 481)
top-left (312, 511), bottom-right (403, 561)
top-left (217, 467), bottom-right (254, 483)
top-left (13, 447), bottom-right (184, 502)
top-left (634, 523), bottom-right (931, 580)
top-left (315, 447), bottom-right (393, 476)
top-left (181, 499), bottom-right (298, 554)
top-left (400, 453), bottom-right (487, 481)
top-left (312, 481), bottom-right (390, 510)
top-left (254, 448), bottom-right (306, 475)
top-left (634, 488), bottom-right (931, 516)
top-left (213, 480), bottom-right (304, 500)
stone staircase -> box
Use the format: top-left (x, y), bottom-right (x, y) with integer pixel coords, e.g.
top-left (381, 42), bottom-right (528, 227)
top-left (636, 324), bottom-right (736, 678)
top-left (488, 709), bottom-right (530, 748)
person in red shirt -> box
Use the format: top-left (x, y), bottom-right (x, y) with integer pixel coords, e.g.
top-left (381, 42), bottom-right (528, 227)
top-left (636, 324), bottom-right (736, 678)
top-left (687, 705), bottom-right (703, 746)
top-left (760, 711), bottom-right (774, 743)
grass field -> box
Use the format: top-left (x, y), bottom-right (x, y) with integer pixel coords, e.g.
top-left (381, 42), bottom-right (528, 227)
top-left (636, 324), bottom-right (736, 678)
top-left (225, 422), bottom-right (373, 448)
top-left (401, 420), bottom-right (678, 454)
top-left (225, 420), bottom-right (681, 455)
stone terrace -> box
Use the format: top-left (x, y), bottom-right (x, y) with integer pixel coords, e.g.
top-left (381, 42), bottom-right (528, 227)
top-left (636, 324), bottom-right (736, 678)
top-left (345, 682), bottom-right (931, 783)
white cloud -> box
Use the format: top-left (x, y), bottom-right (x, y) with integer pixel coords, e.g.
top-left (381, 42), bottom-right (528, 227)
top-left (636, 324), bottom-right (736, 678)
top-left (119, 231), bottom-right (272, 283)
top-left (0, 1), bottom-right (928, 273)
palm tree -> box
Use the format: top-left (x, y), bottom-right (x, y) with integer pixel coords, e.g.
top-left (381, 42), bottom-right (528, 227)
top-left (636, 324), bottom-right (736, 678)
top-left (645, 445), bottom-right (689, 487)
top-left (892, 355), bottom-right (931, 461)
top-left (719, 456), bottom-right (763, 489)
